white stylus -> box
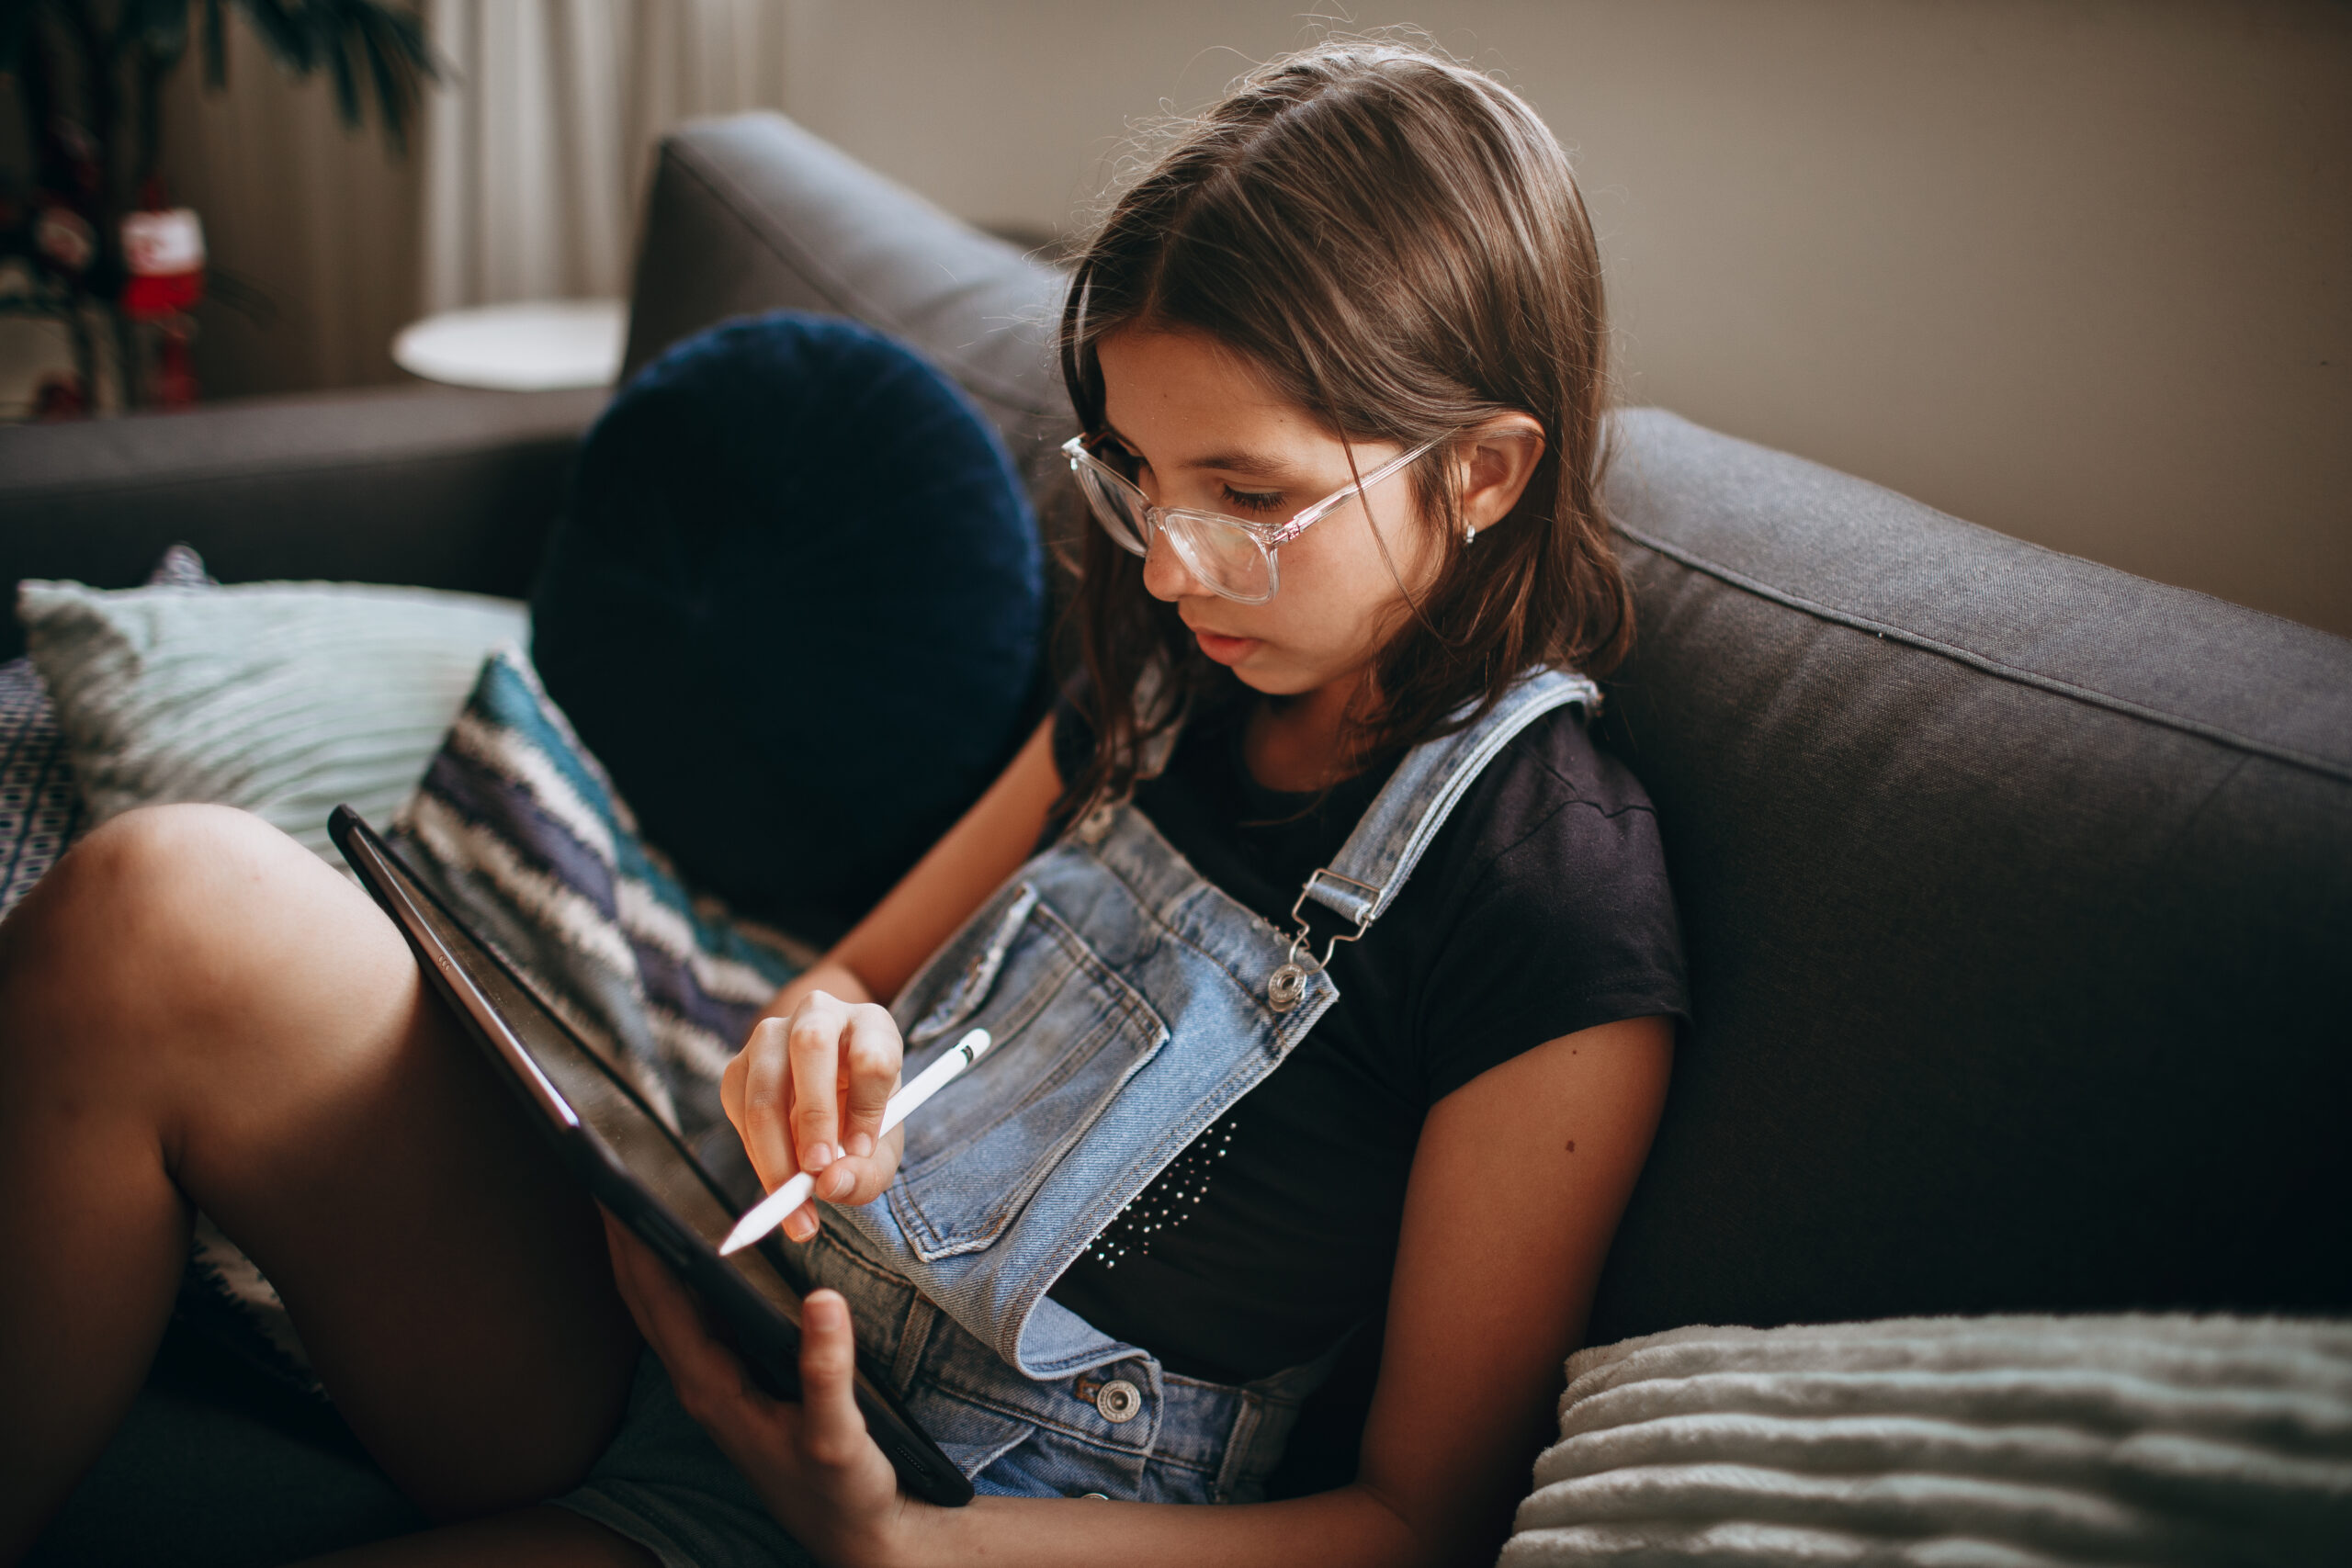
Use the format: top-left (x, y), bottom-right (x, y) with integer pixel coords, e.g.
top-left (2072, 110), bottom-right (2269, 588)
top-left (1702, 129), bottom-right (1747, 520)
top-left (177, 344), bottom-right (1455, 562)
top-left (718, 1028), bottom-right (993, 1256)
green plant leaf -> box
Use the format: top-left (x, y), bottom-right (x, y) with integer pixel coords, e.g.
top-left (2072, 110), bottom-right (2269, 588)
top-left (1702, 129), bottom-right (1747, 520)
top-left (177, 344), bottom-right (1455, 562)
top-left (200, 0), bottom-right (228, 87)
top-left (231, 0), bottom-right (315, 73)
top-left (126, 0), bottom-right (192, 68)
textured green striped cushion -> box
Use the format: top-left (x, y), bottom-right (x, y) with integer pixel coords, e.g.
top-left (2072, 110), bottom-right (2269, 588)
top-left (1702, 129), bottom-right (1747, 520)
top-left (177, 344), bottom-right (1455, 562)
top-left (1507, 1314), bottom-right (2352, 1565)
top-left (18, 578), bottom-right (528, 866)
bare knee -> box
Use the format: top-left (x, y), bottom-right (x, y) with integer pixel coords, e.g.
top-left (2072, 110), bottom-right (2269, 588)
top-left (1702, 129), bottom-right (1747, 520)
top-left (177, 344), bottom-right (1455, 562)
top-left (0, 805), bottom-right (372, 1071)
top-left (6, 803), bottom-right (312, 960)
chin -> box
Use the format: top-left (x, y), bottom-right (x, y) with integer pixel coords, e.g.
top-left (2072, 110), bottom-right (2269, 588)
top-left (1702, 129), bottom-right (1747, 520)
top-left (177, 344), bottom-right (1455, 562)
top-left (1225, 660), bottom-right (1319, 699)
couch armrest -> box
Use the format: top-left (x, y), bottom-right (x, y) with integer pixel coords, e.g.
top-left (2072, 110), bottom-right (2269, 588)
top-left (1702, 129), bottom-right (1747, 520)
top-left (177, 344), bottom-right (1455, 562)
top-left (0, 383), bottom-right (605, 660)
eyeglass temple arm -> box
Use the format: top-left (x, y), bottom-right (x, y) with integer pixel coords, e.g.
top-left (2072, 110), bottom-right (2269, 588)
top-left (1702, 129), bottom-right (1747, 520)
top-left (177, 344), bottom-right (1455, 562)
top-left (1266, 436), bottom-right (1444, 546)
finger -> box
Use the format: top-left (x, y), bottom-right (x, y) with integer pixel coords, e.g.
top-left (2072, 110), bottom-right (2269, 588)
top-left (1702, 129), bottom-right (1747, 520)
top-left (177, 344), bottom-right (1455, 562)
top-left (786, 992), bottom-right (851, 1175)
top-left (811, 1122), bottom-right (906, 1210)
top-left (796, 1290), bottom-right (871, 1470)
top-left (602, 1212), bottom-right (703, 1362)
top-left (605, 1214), bottom-right (774, 1424)
top-left (720, 1042), bottom-right (749, 1128)
top-left (601, 1209), bottom-right (661, 1332)
top-left (735, 1016), bottom-right (797, 1191)
top-left (835, 1003), bottom-right (902, 1162)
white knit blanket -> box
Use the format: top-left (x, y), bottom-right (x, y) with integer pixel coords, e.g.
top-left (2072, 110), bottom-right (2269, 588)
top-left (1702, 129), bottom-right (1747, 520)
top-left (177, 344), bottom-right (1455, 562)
top-left (1503, 1314), bottom-right (2352, 1567)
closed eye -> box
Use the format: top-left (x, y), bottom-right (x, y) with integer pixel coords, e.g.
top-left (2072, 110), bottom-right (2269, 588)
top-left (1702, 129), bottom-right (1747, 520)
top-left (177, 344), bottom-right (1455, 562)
top-left (1220, 484), bottom-right (1284, 516)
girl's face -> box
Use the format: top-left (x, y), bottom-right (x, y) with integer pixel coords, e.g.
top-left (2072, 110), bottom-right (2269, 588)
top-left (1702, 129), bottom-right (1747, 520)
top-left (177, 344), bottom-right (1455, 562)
top-left (1094, 326), bottom-right (1443, 702)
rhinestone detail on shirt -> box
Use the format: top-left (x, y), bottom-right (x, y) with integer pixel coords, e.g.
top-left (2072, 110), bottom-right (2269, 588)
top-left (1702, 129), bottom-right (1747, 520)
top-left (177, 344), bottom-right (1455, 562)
top-left (1081, 1119), bottom-right (1238, 1270)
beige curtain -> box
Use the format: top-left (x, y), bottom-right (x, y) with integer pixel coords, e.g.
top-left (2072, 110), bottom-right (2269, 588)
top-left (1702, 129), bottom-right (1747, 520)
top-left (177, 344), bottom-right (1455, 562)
top-left (419, 0), bottom-right (794, 312)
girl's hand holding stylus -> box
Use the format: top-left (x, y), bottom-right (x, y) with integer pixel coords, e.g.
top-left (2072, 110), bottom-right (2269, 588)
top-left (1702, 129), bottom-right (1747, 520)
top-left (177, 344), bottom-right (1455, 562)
top-left (716, 717), bottom-right (1061, 1249)
top-left (722, 977), bottom-right (907, 1245)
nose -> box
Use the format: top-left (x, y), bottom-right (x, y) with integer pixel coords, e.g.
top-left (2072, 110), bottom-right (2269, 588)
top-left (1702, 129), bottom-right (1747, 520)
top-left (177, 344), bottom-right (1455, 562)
top-left (1139, 530), bottom-right (1213, 604)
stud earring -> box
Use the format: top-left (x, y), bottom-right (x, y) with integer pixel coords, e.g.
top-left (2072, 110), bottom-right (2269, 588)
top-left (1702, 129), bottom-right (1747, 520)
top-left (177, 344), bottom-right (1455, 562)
top-left (1464, 519), bottom-right (1478, 545)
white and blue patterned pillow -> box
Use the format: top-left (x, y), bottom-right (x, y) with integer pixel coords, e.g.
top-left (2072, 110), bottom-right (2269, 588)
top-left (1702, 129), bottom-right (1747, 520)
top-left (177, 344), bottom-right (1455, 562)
top-left (0, 658), bottom-right (85, 918)
top-left (390, 645), bottom-right (812, 1190)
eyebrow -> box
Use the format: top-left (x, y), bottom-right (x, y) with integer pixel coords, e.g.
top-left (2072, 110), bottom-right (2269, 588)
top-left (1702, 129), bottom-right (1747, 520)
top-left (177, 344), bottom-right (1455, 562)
top-left (1101, 423), bottom-right (1292, 482)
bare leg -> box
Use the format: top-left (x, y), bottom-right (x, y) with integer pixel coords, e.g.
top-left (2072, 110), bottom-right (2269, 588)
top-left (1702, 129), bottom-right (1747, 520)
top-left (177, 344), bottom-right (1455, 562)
top-left (0, 806), bottom-right (642, 1560)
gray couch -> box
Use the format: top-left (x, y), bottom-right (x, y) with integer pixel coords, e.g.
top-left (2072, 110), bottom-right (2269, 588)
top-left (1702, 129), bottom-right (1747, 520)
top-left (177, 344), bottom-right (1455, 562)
top-left (9, 113), bottom-right (2348, 1564)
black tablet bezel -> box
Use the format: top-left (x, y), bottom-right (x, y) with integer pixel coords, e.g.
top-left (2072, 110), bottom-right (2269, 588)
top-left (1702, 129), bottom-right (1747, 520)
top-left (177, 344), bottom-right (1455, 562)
top-left (330, 807), bottom-right (973, 1508)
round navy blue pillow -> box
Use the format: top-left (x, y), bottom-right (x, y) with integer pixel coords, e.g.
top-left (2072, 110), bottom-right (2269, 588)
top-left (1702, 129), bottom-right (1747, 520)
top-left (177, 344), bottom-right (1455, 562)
top-left (531, 311), bottom-right (1045, 942)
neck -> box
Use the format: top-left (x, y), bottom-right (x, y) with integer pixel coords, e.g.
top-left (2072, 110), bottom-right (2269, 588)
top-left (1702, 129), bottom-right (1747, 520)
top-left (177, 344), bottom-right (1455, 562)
top-left (1241, 673), bottom-right (1367, 793)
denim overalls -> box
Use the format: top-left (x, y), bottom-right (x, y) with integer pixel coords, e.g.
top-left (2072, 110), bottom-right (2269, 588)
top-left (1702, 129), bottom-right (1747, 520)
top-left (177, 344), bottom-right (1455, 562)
top-left (792, 670), bottom-right (1600, 1503)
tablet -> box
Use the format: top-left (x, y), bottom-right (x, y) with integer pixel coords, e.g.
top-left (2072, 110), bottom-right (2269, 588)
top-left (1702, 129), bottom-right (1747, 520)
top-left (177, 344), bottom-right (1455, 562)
top-left (330, 807), bottom-right (974, 1507)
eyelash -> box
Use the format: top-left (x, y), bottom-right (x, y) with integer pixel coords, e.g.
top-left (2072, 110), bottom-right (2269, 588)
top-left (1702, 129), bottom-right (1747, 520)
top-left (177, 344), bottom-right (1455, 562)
top-left (1100, 439), bottom-right (1283, 516)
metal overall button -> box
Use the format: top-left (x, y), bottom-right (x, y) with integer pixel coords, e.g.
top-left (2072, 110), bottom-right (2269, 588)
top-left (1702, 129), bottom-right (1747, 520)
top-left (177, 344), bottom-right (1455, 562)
top-left (1270, 868), bottom-right (1376, 1011)
top-left (1074, 1373), bottom-right (1143, 1423)
top-left (1266, 962), bottom-right (1310, 1013)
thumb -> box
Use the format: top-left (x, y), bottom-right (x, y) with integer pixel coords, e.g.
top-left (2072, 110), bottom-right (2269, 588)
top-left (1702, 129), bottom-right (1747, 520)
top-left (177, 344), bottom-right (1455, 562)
top-left (797, 1290), bottom-right (870, 1469)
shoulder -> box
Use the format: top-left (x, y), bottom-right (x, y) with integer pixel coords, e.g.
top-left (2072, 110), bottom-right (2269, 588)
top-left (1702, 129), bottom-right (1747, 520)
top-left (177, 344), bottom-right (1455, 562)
top-left (1448, 700), bottom-right (1670, 900)
top-left (1399, 700), bottom-right (1688, 1099)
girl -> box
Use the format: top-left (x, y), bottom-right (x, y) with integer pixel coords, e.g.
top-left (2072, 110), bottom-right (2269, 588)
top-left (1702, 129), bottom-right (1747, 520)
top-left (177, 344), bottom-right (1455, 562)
top-left (0, 39), bottom-right (1683, 1568)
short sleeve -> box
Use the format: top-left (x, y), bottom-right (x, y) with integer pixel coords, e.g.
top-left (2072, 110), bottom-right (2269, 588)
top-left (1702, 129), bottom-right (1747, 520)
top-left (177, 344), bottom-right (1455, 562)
top-left (1414, 762), bottom-right (1689, 1104)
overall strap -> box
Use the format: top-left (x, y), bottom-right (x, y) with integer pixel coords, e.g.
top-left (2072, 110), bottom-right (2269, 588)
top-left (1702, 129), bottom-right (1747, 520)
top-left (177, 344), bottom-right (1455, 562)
top-left (1266, 669), bottom-right (1600, 1010)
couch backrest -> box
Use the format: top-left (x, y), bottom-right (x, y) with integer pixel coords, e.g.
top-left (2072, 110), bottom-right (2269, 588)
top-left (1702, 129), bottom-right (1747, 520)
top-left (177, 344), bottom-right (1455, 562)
top-left (625, 114), bottom-right (1078, 512)
top-left (640, 113), bottom-right (2352, 1335)
top-left (0, 386), bottom-right (601, 661)
top-left (1586, 412), bottom-right (2352, 1338)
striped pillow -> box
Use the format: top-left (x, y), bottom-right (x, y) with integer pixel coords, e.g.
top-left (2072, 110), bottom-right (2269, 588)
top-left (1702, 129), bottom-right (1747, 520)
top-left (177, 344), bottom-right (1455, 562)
top-left (18, 572), bottom-right (526, 867)
top-left (0, 657), bottom-right (84, 918)
top-left (390, 645), bottom-right (811, 1185)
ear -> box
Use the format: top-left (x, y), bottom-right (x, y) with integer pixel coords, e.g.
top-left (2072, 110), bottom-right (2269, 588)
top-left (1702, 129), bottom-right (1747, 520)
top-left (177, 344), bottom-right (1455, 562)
top-left (1455, 414), bottom-right (1546, 540)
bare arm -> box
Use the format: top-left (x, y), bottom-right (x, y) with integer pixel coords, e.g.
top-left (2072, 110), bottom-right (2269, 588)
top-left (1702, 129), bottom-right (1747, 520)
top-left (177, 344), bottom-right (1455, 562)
top-left (721, 717), bottom-right (1062, 1231)
top-left (616, 1012), bottom-right (1675, 1568)
top-left (766, 714), bottom-right (1063, 1014)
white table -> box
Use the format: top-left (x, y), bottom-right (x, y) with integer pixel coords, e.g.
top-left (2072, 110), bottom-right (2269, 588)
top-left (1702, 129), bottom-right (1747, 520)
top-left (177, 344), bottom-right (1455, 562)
top-left (393, 299), bottom-right (628, 391)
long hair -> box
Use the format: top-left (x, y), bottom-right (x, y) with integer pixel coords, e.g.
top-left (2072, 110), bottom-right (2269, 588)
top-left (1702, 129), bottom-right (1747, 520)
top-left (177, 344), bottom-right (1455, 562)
top-left (1057, 38), bottom-right (1633, 815)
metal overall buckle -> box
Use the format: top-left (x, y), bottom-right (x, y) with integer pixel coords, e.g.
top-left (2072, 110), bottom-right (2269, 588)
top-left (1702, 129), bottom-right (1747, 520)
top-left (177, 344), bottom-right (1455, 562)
top-left (1267, 871), bottom-right (1377, 1013)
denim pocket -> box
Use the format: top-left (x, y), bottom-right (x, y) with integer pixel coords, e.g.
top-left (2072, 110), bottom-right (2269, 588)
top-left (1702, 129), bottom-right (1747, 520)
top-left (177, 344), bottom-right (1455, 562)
top-left (890, 884), bottom-right (1168, 1259)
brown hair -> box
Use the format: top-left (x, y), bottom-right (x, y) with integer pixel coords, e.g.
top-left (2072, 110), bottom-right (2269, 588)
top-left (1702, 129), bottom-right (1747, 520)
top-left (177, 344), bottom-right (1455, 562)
top-left (1057, 37), bottom-right (1633, 815)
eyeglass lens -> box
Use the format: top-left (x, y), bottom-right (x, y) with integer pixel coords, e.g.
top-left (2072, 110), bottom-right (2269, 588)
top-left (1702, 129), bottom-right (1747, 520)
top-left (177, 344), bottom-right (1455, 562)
top-left (1072, 454), bottom-right (1277, 602)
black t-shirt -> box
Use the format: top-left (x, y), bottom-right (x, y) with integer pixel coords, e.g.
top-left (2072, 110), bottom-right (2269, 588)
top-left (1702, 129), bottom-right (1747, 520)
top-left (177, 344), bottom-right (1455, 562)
top-left (1043, 688), bottom-right (1689, 1385)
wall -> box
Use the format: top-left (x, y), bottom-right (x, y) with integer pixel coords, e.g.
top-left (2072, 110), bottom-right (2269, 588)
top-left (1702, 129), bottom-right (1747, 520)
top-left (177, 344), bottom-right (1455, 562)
top-left (155, 20), bottom-right (423, 397)
top-left (777, 0), bottom-right (2352, 637)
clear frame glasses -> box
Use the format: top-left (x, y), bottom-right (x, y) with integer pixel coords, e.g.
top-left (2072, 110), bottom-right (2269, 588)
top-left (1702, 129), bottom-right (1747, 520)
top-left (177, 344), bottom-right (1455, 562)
top-left (1061, 433), bottom-right (1442, 604)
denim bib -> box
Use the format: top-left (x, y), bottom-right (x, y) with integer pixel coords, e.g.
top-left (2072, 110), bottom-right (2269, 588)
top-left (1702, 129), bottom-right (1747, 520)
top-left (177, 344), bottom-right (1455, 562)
top-left (796, 670), bottom-right (1599, 1501)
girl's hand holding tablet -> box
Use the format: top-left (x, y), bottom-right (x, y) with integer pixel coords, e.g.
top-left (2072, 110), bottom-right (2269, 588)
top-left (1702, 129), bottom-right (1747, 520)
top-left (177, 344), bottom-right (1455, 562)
top-left (603, 1213), bottom-right (915, 1566)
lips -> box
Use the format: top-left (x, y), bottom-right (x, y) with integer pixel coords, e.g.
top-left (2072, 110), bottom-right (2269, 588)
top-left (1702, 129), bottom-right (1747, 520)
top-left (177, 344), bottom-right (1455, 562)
top-left (1190, 626), bottom-right (1259, 665)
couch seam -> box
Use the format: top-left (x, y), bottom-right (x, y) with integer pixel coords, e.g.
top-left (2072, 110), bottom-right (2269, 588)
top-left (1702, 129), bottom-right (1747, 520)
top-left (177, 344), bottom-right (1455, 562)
top-left (1612, 521), bottom-right (2352, 786)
